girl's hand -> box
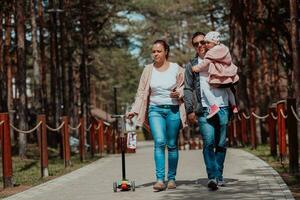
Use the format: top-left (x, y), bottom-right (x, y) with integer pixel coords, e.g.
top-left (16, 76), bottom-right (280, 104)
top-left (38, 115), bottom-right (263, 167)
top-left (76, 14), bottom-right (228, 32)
top-left (192, 65), bottom-right (200, 72)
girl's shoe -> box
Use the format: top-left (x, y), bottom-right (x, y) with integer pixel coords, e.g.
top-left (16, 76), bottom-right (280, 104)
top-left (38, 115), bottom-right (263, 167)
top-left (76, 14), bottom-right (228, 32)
top-left (207, 104), bottom-right (220, 119)
top-left (232, 105), bottom-right (238, 114)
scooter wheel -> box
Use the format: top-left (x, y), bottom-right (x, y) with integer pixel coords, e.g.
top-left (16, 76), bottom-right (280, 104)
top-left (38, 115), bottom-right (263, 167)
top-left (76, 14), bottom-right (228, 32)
top-left (113, 181), bottom-right (117, 192)
top-left (131, 181), bottom-right (135, 192)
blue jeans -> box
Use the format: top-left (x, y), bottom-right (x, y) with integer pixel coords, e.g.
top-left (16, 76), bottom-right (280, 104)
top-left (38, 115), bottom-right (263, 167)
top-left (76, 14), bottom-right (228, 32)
top-left (198, 107), bottom-right (230, 181)
top-left (148, 105), bottom-right (181, 182)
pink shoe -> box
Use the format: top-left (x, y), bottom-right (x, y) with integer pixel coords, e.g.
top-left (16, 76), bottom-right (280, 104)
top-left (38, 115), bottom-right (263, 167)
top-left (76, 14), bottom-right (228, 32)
top-left (232, 105), bottom-right (238, 114)
top-left (207, 104), bottom-right (220, 119)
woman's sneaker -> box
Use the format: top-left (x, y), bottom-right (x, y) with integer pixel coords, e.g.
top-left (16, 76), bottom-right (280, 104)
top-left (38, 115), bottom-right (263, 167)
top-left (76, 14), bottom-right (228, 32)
top-left (153, 181), bottom-right (166, 191)
top-left (207, 104), bottom-right (220, 119)
top-left (167, 180), bottom-right (176, 189)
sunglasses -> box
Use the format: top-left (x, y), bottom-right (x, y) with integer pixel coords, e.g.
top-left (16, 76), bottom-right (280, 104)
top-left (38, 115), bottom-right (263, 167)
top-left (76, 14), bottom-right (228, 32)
top-left (192, 40), bottom-right (206, 47)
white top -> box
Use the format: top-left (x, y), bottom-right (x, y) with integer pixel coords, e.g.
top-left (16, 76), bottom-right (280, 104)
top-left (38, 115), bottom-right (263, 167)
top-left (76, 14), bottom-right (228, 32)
top-left (198, 57), bottom-right (229, 107)
top-left (149, 62), bottom-right (180, 105)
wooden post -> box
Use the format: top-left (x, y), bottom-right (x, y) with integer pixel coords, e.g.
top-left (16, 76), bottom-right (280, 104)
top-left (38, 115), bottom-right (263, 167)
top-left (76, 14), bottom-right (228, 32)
top-left (37, 115), bottom-right (49, 177)
top-left (79, 117), bottom-right (85, 162)
top-left (98, 120), bottom-right (104, 156)
top-left (113, 127), bottom-right (116, 154)
top-left (250, 108), bottom-right (257, 149)
top-left (241, 113), bottom-right (248, 145)
top-left (62, 116), bottom-right (71, 167)
top-left (0, 113), bottom-right (13, 188)
top-left (90, 120), bottom-right (95, 157)
top-left (287, 98), bottom-right (299, 173)
top-left (235, 117), bottom-right (242, 146)
top-left (277, 101), bottom-right (287, 158)
top-left (268, 108), bottom-right (277, 157)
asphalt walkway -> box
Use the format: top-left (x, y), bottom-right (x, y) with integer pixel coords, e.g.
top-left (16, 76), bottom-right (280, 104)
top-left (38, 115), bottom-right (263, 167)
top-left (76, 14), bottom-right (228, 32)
top-left (4, 141), bottom-right (295, 200)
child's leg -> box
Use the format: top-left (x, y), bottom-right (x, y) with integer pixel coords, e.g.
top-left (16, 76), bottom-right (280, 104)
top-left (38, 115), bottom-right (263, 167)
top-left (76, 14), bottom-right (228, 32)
top-left (226, 87), bottom-right (238, 113)
top-left (226, 88), bottom-right (236, 106)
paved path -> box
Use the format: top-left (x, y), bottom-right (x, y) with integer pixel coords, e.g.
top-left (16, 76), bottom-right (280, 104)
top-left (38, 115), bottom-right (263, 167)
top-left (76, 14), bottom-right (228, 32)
top-left (4, 141), bottom-right (294, 200)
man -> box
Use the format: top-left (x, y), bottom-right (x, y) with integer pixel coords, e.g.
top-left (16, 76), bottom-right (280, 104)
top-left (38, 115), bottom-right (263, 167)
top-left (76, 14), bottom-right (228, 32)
top-left (184, 32), bottom-right (230, 190)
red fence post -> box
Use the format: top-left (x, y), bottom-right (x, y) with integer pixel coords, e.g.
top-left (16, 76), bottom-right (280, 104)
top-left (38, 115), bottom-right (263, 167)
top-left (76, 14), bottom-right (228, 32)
top-left (79, 117), bottom-right (85, 162)
top-left (62, 116), bottom-right (71, 167)
top-left (277, 101), bottom-right (287, 158)
top-left (235, 117), bottom-right (242, 146)
top-left (0, 113), bottom-right (13, 188)
top-left (98, 120), bottom-right (104, 156)
top-left (37, 115), bottom-right (49, 177)
top-left (241, 113), bottom-right (248, 145)
top-left (250, 108), bottom-right (257, 149)
top-left (268, 108), bottom-right (277, 157)
top-left (287, 98), bottom-right (299, 173)
top-left (90, 120), bottom-right (95, 157)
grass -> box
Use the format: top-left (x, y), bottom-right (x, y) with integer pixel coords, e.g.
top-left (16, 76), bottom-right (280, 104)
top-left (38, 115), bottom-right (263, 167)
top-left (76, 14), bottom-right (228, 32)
top-left (0, 144), bottom-right (101, 199)
top-left (244, 144), bottom-right (300, 199)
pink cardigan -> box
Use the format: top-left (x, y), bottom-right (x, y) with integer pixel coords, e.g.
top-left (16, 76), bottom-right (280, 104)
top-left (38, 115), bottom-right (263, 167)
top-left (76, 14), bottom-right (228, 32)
top-left (195, 44), bottom-right (239, 85)
top-left (131, 63), bottom-right (187, 129)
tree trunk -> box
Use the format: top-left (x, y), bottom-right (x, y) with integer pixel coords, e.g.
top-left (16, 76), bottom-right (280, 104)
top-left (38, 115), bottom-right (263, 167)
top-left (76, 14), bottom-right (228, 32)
top-left (289, 0), bottom-right (300, 153)
top-left (59, 0), bottom-right (67, 116)
top-left (290, 0), bottom-right (300, 104)
top-left (80, 0), bottom-right (89, 129)
top-left (246, 1), bottom-right (257, 108)
top-left (16, 0), bottom-right (28, 158)
top-left (38, 0), bottom-right (47, 114)
top-left (5, 4), bottom-right (15, 144)
top-left (229, 0), bottom-right (249, 110)
top-left (0, 10), bottom-right (6, 112)
top-left (31, 0), bottom-right (42, 115)
top-left (48, 0), bottom-right (62, 150)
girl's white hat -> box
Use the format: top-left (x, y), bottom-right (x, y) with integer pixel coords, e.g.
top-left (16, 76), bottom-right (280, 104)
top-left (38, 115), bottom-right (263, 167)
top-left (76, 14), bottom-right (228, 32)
top-left (204, 31), bottom-right (220, 44)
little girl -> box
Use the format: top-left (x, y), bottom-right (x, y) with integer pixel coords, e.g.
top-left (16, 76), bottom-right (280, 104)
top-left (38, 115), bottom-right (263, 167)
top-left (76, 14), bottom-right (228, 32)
top-left (192, 31), bottom-right (239, 119)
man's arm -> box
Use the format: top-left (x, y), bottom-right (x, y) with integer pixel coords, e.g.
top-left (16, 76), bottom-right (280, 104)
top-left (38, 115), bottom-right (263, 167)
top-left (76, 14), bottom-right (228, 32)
top-left (184, 62), bottom-right (195, 115)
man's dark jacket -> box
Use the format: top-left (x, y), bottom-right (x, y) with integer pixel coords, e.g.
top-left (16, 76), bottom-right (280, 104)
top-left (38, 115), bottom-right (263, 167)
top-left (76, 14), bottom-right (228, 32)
top-left (184, 57), bottom-right (204, 115)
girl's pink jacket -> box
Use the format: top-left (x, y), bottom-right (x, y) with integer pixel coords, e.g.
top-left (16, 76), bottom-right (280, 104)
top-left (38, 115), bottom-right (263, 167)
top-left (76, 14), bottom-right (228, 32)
top-left (130, 63), bottom-right (187, 129)
top-left (196, 44), bottom-right (239, 85)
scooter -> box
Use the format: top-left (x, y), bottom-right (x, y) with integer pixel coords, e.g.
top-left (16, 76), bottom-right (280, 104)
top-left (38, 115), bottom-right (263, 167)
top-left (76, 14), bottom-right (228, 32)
top-left (111, 114), bottom-right (135, 192)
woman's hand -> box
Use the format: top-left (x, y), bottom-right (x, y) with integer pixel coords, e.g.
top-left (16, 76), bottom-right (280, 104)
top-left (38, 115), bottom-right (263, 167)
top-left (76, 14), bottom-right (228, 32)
top-left (170, 90), bottom-right (180, 98)
top-left (126, 111), bottom-right (136, 120)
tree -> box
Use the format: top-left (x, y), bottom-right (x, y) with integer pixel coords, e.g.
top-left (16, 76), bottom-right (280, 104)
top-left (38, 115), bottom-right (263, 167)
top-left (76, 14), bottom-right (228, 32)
top-left (16, 0), bottom-right (28, 158)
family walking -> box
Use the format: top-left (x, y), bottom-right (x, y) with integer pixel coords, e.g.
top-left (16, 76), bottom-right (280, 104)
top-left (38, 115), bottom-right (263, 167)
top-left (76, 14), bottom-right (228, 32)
top-left (127, 31), bottom-right (239, 191)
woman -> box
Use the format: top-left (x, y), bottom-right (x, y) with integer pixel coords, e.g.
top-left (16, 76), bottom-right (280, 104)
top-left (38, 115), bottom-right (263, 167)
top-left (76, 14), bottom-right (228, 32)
top-left (127, 40), bottom-right (186, 191)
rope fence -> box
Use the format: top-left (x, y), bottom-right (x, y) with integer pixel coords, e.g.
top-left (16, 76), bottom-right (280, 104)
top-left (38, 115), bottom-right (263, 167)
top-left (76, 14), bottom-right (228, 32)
top-left (0, 112), bottom-right (122, 189)
top-left (10, 121), bottom-right (42, 134)
top-left (46, 122), bottom-right (65, 132)
top-left (251, 112), bottom-right (269, 120)
top-left (68, 123), bottom-right (81, 131)
top-left (228, 98), bottom-right (299, 174)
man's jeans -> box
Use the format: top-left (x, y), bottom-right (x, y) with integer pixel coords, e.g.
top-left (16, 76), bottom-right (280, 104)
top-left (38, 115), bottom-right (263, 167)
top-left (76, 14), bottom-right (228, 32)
top-left (198, 107), bottom-right (230, 180)
top-left (148, 105), bottom-right (181, 182)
